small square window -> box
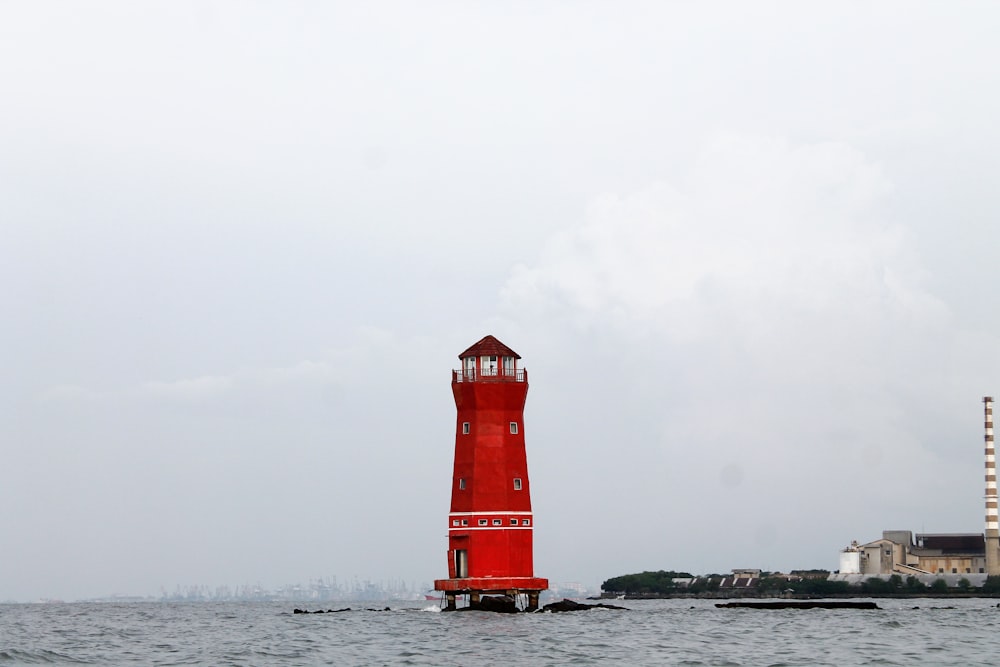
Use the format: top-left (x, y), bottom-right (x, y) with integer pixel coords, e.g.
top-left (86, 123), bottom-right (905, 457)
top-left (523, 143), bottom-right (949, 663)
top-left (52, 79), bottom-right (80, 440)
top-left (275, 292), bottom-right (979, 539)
top-left (493, 519), bottom-right (502, 526)
top-left (510, 422), bottom-right (518, 434)
top-left (452, 519), bottom-right (460, 526)
top-left (938, 568), bottom-right (944, 573)
top-left (458, 478), bottom-right (466, 490)
top-left (462, 422), bottom-right (470, 434)
top-left (478, 519), bottom-right (488, 526)
top-left (513, 478), bottom-right (522, 490)
top-left (522, 519), bottom-right (531, 526)
top-left (461, 519), bottom-right (468, 526)
top-left (981, 568), bottom-right (986, 573)
top-left (952, 568), bottom-right (957, 574)
top-left (510, 519), bottom-right (518, 525)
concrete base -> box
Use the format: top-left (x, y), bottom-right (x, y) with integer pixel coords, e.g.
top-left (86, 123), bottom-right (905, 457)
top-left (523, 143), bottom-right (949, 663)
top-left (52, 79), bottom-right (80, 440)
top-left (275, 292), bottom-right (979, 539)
top-left (441, 590), bottom-right (542, 612)
top-left (434, 576), bottom-right (547, 612)
top-left (436, 577), bottom-right (547, 610)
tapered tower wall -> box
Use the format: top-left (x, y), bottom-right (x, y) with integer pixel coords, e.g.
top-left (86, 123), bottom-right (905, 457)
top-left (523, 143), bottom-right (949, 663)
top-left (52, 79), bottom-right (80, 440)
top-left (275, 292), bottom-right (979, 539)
top-left (449, 379), bottom-right (534, 577)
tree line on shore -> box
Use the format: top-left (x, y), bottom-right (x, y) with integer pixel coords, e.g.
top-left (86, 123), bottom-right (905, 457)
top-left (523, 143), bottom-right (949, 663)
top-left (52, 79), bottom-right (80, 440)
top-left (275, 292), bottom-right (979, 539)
top-left (602, 570), bottom-right (1000, 596)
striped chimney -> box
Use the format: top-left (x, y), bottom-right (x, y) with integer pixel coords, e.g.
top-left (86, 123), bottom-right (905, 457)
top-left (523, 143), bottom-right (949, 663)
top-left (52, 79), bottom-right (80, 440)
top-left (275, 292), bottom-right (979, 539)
top-left (987, 396), bottom-right (996, 530)
top-left (986, 396), bottom-right (999, 575)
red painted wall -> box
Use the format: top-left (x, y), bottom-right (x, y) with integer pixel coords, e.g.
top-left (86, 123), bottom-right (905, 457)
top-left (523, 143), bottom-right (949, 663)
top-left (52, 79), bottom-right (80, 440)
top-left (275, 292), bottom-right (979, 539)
top-left (445, 363), bottom-right (537, 580)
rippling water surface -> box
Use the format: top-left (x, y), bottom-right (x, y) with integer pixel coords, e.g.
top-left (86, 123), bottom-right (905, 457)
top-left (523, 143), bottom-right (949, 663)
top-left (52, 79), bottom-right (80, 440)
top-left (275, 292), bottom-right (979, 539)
top-left (2, 598), bottom-right (999, 665)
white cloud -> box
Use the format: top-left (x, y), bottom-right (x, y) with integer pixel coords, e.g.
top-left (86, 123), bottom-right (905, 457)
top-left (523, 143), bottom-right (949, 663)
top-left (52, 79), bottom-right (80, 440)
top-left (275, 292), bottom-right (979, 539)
top-left (503, 134), bottom-right (919, 344)
top-left (142, 375), bottom-right (234, 401)
top-left (502, 134), bottom-right (981, 576)
top-left (38, 325), bottom-right (407, 406)
top-left (39, 384), bottom-right (107, 402)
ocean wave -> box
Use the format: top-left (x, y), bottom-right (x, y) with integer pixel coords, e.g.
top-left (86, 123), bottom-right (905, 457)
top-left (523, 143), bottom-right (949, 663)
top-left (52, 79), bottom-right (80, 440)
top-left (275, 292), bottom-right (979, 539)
top-left (0, 647), bottom-right (93, 664)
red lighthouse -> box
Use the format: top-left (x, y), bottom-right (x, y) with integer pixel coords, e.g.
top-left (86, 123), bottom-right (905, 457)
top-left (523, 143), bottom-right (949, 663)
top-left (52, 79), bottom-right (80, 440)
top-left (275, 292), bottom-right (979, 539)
top-left (433, 335), bottom-right (548, 611)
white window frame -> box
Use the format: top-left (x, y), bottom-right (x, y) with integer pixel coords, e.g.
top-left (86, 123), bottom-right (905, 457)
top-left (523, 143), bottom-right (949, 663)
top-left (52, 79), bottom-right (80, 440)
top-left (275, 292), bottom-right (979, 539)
top-left (481, 355), bottom-right (498, 376)
top-left (510, 422), bottom-right (518, 434)
top-left (478, 519), bottom-right (488, 526)
top-left (513, 478), bottom-right (522, 490)
top-left (462, 422), bottom-right (470, 434)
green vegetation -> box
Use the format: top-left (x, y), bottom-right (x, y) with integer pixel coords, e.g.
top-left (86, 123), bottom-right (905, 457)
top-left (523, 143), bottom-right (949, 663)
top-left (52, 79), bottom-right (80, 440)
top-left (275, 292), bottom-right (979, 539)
top-left (601, 570), bottom-right (694, 594)
top-left (982, 576), bottom-right (1000, 593)
top-left (687, 577), bottom-right (721, 594)
top-left (859, 575), bottom-right (902, 594)
top-left (757, 576), bottom-right (852, 596)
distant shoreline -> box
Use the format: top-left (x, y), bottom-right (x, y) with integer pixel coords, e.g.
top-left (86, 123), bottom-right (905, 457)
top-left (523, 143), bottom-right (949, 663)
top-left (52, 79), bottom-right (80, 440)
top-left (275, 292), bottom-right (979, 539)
top-left (595, 592), bottom-right (1000, 600)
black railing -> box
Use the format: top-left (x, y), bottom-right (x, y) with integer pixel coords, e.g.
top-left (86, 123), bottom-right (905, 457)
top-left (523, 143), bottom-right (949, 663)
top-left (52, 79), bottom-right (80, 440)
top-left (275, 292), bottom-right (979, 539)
top-left (453, 368), bottom-right (527, 383)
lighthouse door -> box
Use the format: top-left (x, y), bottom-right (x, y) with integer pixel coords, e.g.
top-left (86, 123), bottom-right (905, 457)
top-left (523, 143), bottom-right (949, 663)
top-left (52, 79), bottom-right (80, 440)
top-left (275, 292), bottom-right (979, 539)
top-left (455, 549), bottom-right (468, 578)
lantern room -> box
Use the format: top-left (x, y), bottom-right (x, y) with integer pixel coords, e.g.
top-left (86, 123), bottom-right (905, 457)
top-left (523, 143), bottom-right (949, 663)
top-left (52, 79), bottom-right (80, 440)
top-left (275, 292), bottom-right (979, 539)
top-left (456, 337), bottom-right (523, 382)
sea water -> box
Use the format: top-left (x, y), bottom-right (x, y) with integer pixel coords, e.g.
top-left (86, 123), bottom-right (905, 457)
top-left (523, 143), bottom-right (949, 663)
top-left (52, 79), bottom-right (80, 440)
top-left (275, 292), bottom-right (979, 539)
top-left (2, 598), bottom-right (999, 665)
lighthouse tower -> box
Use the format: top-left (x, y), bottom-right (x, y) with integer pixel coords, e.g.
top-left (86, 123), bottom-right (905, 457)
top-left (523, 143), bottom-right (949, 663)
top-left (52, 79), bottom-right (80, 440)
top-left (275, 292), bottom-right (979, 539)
top-left (433, 335), bottom-right (548, 611)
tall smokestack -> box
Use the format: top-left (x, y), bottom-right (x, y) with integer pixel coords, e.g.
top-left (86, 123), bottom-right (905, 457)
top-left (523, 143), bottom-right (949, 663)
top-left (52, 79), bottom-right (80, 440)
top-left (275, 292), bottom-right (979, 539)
top-left (985, 396), bottom-right (999, 576)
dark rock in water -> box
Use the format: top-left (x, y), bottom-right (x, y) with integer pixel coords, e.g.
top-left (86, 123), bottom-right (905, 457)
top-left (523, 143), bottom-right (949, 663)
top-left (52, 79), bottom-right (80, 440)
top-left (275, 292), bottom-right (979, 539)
top-left (293, 607), bottom-right (351, 614)
top-left (541, 599), bottom-right (628, 613)
top-left (715, 601), bottom-right (880, 610)
top-left (458, 595), bottom-right (519, 614)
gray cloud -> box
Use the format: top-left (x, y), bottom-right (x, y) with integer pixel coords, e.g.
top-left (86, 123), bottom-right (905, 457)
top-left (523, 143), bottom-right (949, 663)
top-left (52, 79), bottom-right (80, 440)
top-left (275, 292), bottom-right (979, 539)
top-left (3, 1), bottom-right (1000, 601)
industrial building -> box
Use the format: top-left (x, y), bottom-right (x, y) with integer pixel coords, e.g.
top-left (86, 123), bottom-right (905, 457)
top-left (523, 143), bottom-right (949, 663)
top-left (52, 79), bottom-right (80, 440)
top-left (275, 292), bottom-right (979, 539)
top-left (838, 533), bottom-right (987, 576)
top-left (831, 397), bottom-right (1000, 586)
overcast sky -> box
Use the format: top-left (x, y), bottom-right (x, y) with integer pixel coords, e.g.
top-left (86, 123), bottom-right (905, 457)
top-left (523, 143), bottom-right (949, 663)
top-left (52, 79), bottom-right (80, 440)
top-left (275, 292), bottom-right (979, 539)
top-left (3, 1), bottom-right (1000, 602)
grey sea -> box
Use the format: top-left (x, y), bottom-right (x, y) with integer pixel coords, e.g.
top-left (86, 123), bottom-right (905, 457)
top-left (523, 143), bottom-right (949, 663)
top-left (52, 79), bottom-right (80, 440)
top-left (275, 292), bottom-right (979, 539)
top-left (2, 598), bottom-right (1000, 666)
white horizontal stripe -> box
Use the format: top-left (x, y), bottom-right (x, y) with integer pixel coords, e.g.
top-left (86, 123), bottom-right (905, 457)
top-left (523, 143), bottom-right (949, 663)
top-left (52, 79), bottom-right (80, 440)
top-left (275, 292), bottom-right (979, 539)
top-left (448, 510), bottom-right (531, 516)
top-left (449, 526), bottom-right (534, 532)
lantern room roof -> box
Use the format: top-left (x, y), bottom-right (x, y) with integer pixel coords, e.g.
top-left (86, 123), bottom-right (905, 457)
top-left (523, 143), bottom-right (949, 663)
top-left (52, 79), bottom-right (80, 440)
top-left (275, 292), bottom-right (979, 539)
top-left (458, 335), bottom-right (520, 360)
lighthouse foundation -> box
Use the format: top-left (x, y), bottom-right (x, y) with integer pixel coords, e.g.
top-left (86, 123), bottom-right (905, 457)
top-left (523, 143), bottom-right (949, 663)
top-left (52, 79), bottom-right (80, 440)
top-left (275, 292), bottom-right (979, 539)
top-left (434, 576), bottom-right (549, 611)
